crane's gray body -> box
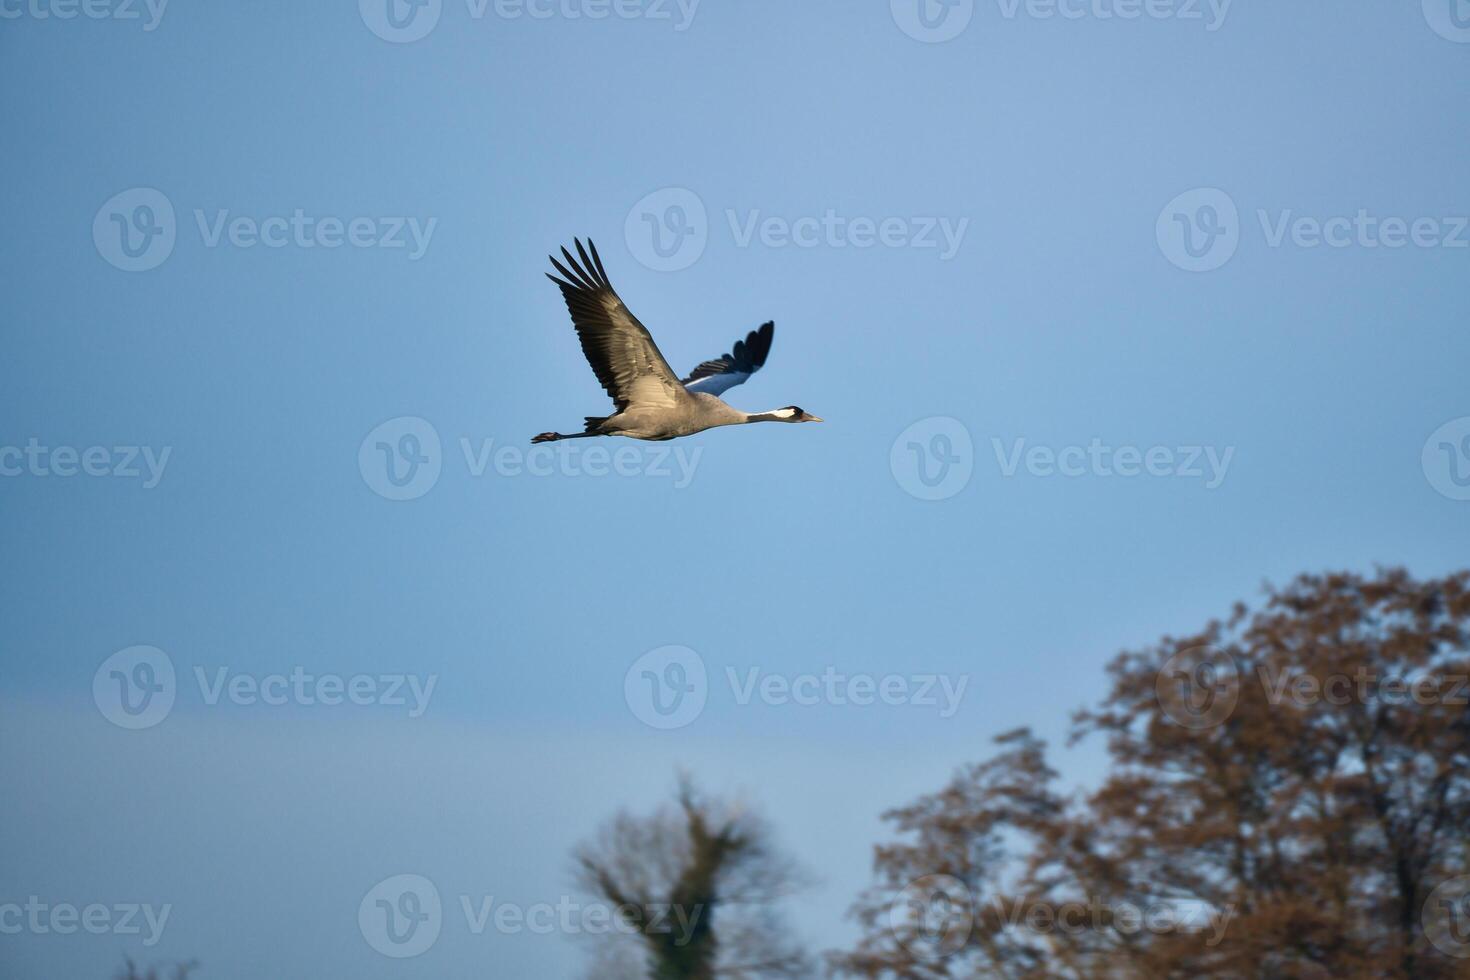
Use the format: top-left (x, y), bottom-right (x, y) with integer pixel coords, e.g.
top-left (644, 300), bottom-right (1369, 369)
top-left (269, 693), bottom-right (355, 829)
top-left (594, 393), bottom-right (750, 441)
top-left (535, 239), bottom-right (820, 445)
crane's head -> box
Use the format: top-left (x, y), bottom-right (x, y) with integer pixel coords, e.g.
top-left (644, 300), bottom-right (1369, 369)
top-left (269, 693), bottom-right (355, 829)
top-left (773, 406), bottom-right (823, 423)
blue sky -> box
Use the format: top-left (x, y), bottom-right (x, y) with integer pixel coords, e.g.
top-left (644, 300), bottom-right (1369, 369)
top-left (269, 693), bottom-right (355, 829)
top-left (3, 1), bottom-right (1469, 977)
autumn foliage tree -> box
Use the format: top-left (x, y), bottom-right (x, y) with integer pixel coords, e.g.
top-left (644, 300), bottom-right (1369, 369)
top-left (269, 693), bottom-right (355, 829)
top-left (575, 776), bottom-right (812, 980)
top-left (832, 568), bottom-right (1470, 979)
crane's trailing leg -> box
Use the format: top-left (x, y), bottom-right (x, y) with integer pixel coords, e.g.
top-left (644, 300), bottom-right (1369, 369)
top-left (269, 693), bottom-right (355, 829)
top-left (532, 416), bottom-right (609, 444)
top-left (531, 431), bottom-right (599, 444)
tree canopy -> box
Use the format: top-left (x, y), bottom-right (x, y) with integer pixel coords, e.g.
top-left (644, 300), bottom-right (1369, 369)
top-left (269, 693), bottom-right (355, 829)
top-left (832, 568), bottom-right (1470, 979)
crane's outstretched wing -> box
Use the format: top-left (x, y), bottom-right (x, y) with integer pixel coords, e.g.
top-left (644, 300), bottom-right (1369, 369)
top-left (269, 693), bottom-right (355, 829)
top-left (681, 321), bottom-right (775, 396)
top-left (546, 239), bottom-right (688, 412)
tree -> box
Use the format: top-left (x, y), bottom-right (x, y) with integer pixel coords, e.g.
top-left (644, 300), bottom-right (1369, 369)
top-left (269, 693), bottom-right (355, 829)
top-left (832, 568), bottom-right (1470, 979)
top-left (574, 775), bottom-right (812, 980)
top-left (115, 959), bottom-right (198, 980)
